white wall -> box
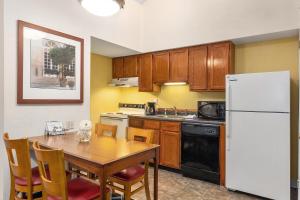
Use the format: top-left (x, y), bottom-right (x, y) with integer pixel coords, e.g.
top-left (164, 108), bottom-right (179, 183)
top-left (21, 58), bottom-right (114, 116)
top-left (141, 0), bottom-right (299, 52)
top-left (2, 0), bottom-right (142, 199)
top-left (0, 0), bottom-right (4, 198)
top-left (296, 0), bottom-right (300, 196)
top-left (298, 32), bottom-right (300, 200)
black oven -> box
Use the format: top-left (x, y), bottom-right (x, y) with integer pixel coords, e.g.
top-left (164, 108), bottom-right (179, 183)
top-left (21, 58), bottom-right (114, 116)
top-left (198, 101), bottom-right (225, 120)
top-left (181, 122), bottom-right (220, 184)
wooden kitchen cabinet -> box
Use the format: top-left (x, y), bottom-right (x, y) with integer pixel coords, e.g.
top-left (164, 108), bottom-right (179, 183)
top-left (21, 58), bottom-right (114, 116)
top-left (169, 48), bottom-right (188, 82)
top-left (128, 117), bottom-right (144, 128)
top-left (129, 118), bottom-right (161, 145)
top-left (207, 42), bottom-right (234, 90)
top-left (144, 120), bottom-right (160, 145)
top-left (160, 130), bottom-right (180, 169)
top-left (160, 121), bottom-right (181, 168)
top-left (144, 119), bottom-right (160, 130)
top-left (161, 121), bottom-right (180, 132)
top-left (219, 124), bottom-right (226, 186)
top-left (124, 55), bottom-right (138, 77)
top-left (188, 45), bottom-right (208, 91)
top-left (152, 51), bottom-right (170, 84)
top-left (151, 130), bottom-right (160, 145)
top-left (112, 57), bottom-right (124, 78)
top-left (112, 41), bottom-right (234, 91)
top-left (128, 117), bottom-right (181, 169)
top-left (138, 54), bottom-right (160, 92)
top-left (111, 41), bottom-right (234, 90)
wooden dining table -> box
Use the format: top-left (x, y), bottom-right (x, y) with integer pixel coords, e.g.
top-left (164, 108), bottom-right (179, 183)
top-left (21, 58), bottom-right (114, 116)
top-left (29, 133), bottom-right (160, 200)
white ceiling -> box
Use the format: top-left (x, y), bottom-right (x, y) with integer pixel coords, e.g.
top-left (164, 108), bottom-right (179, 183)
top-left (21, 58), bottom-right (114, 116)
top-left (91, 37), bottom-right (140, 58)
top-left (90, 0), bottom-right (298, 56)
top-left (91, 29), bottom-right (299, 58)
top-left (134, 0), bottom-right (146, 4)
top-left (232, 29), bottom-right (299, 44)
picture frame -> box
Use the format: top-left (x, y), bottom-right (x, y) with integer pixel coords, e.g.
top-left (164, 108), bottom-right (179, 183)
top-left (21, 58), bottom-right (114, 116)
top-left (44, 121), bottom-right (64, 136)
top-left (17, 20), bottom-right (84, 104)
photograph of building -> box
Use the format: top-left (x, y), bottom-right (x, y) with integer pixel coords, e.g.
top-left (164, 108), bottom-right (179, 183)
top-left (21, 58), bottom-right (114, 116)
top-left (30, 38), bottom-right (76, 90)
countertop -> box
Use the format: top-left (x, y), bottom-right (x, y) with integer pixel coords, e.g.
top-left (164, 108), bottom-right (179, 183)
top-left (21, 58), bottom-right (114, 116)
top-left (128, 114), bottom-right (225, 125)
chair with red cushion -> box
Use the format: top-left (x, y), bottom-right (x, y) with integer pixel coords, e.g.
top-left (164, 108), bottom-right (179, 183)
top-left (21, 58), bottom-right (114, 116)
top-left (107, 127), bottom-right (154, 200)
top-left (33, 141), bottom-right (110, 200)
top-left (3, 132), bottom-right (44, 200)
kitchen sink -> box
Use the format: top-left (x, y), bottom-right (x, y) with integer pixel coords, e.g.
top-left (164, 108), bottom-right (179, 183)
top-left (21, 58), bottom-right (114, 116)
top-left (154, 115), bottom-right (184, 120)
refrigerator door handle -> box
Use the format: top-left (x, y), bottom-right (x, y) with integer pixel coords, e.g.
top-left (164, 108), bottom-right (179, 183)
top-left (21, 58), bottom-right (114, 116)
top-left (226, 111), bottom-right (231, 151)
top-left (226, 82), bottom-right (232, 151)
top-left (228, 81), bottom-right (231, 111)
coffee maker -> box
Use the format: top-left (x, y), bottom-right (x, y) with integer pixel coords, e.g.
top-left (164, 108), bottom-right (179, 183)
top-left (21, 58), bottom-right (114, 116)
top-left (145, 102), bottom-right (156, 115)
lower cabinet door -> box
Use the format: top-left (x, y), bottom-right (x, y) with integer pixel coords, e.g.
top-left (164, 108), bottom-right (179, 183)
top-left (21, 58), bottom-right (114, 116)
top-left (152, 130), bottom-right (160, 145)
top-left (160, 131), bottom-right (180, 169)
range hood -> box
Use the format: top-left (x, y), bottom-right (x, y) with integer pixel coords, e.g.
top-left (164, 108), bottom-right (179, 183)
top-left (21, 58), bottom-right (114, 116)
top-left (108, 77), bottom-right (139, 87)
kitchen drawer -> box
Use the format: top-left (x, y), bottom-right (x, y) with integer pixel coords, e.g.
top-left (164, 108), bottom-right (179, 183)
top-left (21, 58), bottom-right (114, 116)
top-left (161, 121), bottom-right (181, 132)
top-left (144, 119), bottom-right (160, 130)
top-left (128, 117), bottom-right (144, 128)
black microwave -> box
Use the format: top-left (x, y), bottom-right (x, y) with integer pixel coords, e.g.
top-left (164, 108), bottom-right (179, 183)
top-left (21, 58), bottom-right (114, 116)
top-left (198, 101), bottom-right (225, 120)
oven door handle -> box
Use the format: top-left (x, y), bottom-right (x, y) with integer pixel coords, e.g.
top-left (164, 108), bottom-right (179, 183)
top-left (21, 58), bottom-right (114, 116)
top-left (182, 123), bottom-right (220, 128)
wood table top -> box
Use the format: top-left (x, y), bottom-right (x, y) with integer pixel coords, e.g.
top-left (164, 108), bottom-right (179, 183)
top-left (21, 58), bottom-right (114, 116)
top-left (29, 133), bottom-right (159, 165)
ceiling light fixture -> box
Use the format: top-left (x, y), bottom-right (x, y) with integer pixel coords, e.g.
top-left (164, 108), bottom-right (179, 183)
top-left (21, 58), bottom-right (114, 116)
top-left (81, 0), bottom-right (125, 17)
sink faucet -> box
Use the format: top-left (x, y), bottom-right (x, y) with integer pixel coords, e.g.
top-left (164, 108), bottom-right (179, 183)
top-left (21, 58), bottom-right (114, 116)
top-left (173, 106), bottom-right (177, 116)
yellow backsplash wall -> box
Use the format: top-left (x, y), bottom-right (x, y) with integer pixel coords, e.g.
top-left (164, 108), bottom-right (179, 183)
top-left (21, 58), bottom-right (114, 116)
top-left (91, 37), bottom-right (299, 180)
top-left (90, 54), bottom-right (121, 129)
top-left (119, 86), bottom-right (224, 109)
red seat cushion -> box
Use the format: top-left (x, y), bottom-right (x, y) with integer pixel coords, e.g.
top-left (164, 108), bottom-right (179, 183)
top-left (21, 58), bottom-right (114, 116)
top-left (113, 165), bottom-right (145, 181)
top-left (14, 166), bottom-right (46, 186)
top-left (47, 178), bottom-right (105, 200)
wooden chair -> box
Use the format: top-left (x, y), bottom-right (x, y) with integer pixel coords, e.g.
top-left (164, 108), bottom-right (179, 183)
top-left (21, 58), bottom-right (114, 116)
top-left (3, 133), bottom-right (43, 200)
top-left (32, 141), bottom-right (109, 200)
top-left (69, 123), bottom-right (118, 179)
top-left (95, 123), bottom-right (117, 138)
top-left (107, 127), bottom-right (154, 200)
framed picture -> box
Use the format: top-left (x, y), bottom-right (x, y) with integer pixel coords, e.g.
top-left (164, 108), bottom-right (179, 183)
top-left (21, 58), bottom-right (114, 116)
top-left (17, 20), bottom-right (84, 104)
top-left (44, 121), bottom-right (64, 136)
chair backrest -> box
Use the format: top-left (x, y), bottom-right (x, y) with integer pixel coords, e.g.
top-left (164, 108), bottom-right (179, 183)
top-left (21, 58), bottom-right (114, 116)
top-left (95, 123), bottom-right (117, 138)
top-left (3, 133), bottom-right (32, 184)
top-left (127, 127), bottom-right (154, 144)
top-left (33, 141), bottom-right (68, 199)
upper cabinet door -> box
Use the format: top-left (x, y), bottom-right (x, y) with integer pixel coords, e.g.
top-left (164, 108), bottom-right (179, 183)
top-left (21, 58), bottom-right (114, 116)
top-left (208, 42), bottom-right (234, 90)
top-left (139, 54), bottom-right (154, 92)
top-left (124, 55), bottom-right (138, 77)
top-left (188, 46), bottom-right (208, 91)
top-left (169, 48), bottom-right (188, 82)
top-left (112, 57), bottom-right (124, 78)
top-left (153, 51), bottom-right (170, 84)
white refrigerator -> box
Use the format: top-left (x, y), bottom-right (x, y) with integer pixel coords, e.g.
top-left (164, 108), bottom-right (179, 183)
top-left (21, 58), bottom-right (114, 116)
top-left (225, 71), bottom-right (290, 200)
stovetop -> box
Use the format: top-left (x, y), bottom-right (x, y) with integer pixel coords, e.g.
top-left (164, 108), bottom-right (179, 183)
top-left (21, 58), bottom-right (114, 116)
top-left (101, 103), bottom-right (145, 118)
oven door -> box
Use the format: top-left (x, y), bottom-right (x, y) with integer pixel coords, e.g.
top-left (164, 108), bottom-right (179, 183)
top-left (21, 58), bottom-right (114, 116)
top-left (100, 116), bottom-right (128, 139)
top-left (181, 123), bottom-right (220, 183)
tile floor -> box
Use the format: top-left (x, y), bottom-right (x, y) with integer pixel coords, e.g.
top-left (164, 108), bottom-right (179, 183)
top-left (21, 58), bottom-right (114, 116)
top-left (131, 168), bottom-right (296, 200)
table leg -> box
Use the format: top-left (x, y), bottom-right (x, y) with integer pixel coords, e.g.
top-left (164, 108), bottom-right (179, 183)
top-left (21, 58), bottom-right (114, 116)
top-left (153, 148), bottom-right (159, 200)
top-left (98, 169), bottom-right (107, 200)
